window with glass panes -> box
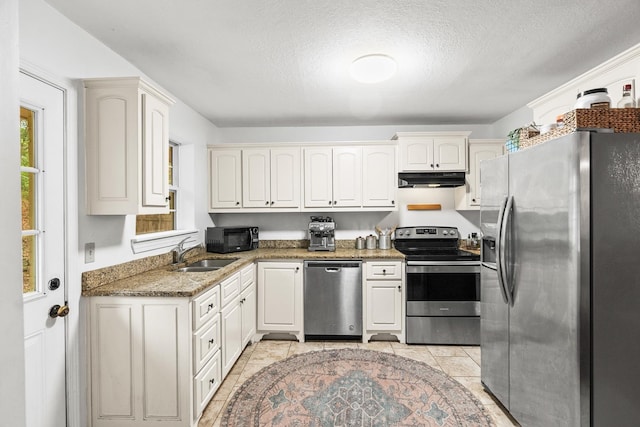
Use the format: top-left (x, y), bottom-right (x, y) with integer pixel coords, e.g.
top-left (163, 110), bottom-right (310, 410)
top-left (136, 142), bottom-right (178, 234)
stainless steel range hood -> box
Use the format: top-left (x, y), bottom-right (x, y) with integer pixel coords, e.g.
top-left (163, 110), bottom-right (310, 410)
top-left (398, 172), bottom-right (466, 188)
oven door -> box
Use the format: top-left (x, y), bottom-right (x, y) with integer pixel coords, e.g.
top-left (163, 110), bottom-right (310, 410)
top-left (406, 262), bottom-right (481, 316)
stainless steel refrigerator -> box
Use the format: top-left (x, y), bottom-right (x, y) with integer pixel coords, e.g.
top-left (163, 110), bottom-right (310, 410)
top-left (480, 130), bottom-right (640, 426)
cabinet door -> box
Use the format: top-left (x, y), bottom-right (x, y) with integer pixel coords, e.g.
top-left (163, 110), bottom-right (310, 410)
top-left (468, 143), bottom-right (504, 206)
top-left (141, 92), bottom-right (170, 208)
top-left (242, 148), bottom-right (270, 208)
top-left (400, 139), bottom-right (435, 171)
top-left (366, 281), bottom-right (402, 331)
top-left (333, 147), bottom-right (362, 207)
top-left (220, 298), bottom-right (242, 377)
top-left (304, 148), bottom-right (333, 208)
top-left (433, 137), bottom-right (466, 171)
top-left (240, 284), bottom-right (256, 347)
top-left (362, 146), bottom-right (396, 207)
top-left (209, 149), bottom-right (242, 209)
top-left (90, 297), bottom-right (190, 425)
top-left (257, 262), bottom-right (303, 332)
top-left (270, 147), bottom-right (301, 208)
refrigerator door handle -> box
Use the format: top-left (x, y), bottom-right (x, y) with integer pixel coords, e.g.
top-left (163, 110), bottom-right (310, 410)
top-left (500, 195), bottom-right (514, 306)
top-left (495, 195), bottom-right (510, 304)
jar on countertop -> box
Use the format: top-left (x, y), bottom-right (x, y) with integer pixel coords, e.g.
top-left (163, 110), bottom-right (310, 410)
top-left (355, 237), bottom-right (365, 249)
top-left (365, 234), bottom-right (377, 250)
top-left (574, 88), bottom-right (611, 109)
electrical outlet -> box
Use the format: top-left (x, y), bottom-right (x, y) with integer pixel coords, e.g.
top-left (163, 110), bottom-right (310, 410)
top-left (85, 242), bottom-right (95, 263)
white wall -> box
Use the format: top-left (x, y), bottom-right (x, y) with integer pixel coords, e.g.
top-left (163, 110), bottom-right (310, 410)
top-left (491, 105), bottom-right (534, 140)
top-left (0, 1), bottom-right (27, 425)
top-left (20, 0), bottom-right (221, 272)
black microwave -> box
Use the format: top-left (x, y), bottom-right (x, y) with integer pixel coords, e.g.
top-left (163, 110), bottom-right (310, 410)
top-left (206, 226), bottom-right (259, 253)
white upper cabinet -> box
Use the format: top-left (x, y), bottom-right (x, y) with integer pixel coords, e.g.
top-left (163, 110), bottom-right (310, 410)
top-left (84, 77), bottom-right (175, 215)
top-left (304, 146), bottom-right (362, 208)
top-left (243, 147), bottom-right (301, 208)
top-left (455, 139), bottom-right (505, 210)
top-left (394, 132), bottom-right (470, 172)
top-left (209, 148), bottom-right (242, 210)
top-left (362, 145), bottom-right (396, 207)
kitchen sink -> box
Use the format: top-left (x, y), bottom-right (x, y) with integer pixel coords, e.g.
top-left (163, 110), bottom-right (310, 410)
top-left (175, 266), bottom-right (221, 273)
top-left (174, 258), bottom-right (238, 273)
top-left (186, 258), bottom-right (237, 268)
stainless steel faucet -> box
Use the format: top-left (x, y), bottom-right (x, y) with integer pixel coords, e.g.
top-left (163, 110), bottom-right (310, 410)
top-left (172, 237), bottom-right (203, 264)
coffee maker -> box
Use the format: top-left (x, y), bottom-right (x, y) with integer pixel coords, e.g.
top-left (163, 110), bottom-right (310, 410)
top-left (308, 216), bottom-right (336, 251)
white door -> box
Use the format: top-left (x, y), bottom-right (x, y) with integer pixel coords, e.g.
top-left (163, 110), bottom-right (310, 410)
top-left (209, 148), bottom-right (242, 209)
top-left (433, 137), bottom-right (466, 171)
top-left (303, 148), bottom-right (333, 208)
top-left (362, 145), bottom-right (396, 207)
top-left (20, 72), bottom-right (67, 427)
top-left (332, 146), bottom-right (362, 207)
top-left (242, 148), bottom-right (270, 208)
top-left (270, 147), bottom-right (301, 208)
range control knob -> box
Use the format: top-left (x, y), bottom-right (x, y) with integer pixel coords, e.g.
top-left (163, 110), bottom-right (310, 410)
top-left (442, 230), bottom-right (448, 235)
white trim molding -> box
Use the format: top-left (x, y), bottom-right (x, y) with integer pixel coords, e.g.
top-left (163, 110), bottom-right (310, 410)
top-left (130, 229), bottom-right (199, 254)
top-left (527, 42), bottom-right (640, 125)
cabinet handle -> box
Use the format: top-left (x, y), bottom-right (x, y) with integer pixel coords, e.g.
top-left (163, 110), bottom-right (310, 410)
top-left (209, 338), bottom-right (215, 345)
top-left (207, 303), bottom-right (214, 311)
top-left (209, 378), bottom-right (216, 385)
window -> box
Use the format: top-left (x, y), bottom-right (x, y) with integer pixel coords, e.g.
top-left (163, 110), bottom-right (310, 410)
top-left (136, 142), bottom-right (178, 235)
top-left (21, 107), bottom-right (39, 293)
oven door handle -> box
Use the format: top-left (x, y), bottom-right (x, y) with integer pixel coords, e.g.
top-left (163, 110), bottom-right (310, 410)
top-left (406, 264), bottom-right (480, 274)
top-left (495, 196), bottom-right (510, 305)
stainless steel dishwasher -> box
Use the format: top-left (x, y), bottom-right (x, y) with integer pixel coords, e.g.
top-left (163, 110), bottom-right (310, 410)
top-left (303, 260), bottom-right (362, 339)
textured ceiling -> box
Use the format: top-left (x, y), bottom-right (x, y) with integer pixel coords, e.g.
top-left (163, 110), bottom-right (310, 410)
top-left (44, 0), bottom-right (640, 127)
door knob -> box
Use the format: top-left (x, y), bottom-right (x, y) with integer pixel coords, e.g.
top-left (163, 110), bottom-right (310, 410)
top-left (49, 304), bottom-right (70, 318)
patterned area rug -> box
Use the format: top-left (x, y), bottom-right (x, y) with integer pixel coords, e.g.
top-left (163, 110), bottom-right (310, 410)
top-left (221, 348), bottom-right (494, 426)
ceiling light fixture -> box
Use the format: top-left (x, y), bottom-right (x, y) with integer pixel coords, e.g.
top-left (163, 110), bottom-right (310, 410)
top-left (350, 54), bottom-right (397, 84)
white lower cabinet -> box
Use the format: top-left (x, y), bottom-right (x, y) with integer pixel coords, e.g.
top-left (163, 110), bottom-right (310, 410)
top-left (89, 297), bottom-right (192, 427)
top-left (256, 261), bottom-right (304, 341)
top-left (89, 263), bottom-right (257, 427)
top-left (363, 261), bottom-right (405, 343)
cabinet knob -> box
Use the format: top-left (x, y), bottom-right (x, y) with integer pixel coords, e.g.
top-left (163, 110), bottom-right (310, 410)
top-left (265, 201), bottom-right (269, 205)
top-left (397, 285), bottom-right (401, 292)
top-left (472, 198), bottom-right (476, 202)
top-left (430, 163), bottom-right (434, 168)
top-left (333, 200), bottom-right (337, 205)
top-left (236, 201), bottom-right (240, 206)
top-left (270, 201), bottom-right (274, 205)
top-left (436, 164), bottom-right (440, 168)
top-left (207, 303), bottom-right (214, 311)
top-left (209, 338), bottom-right (215, 345)
top-left (295, 266), bottom-right (300, 272)
top-left (328, 201), bottom-right (332, 205)
top-left (209, 378), bottom-right (216, 385)
top-left (391, 200), bottom-right (395, 205)
top-left (165, 196), bottom-right (170, 202)
top-left (382, 269), bottom-right (386, 275)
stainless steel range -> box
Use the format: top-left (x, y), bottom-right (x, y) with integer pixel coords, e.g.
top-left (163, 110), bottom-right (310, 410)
top-left (394, 226), bottom-right (481, 345)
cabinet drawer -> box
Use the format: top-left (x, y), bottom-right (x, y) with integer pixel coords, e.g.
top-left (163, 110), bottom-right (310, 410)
top-left (192, 285), bottom-right (220, 330)
top-left (241, 263), bottom-right (255, 291)
top-left (366, 261), bottom-right (403, 280)
top-left (220, 271), bottom-right (241, 307)
top-left (193, 350), bottom-right (221, 419)
top-left (193, 313), bottom-right (221, 374)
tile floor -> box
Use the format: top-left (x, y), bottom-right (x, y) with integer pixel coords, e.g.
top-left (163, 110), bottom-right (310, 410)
top-left (198, 340), bottom-right (519, 427)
